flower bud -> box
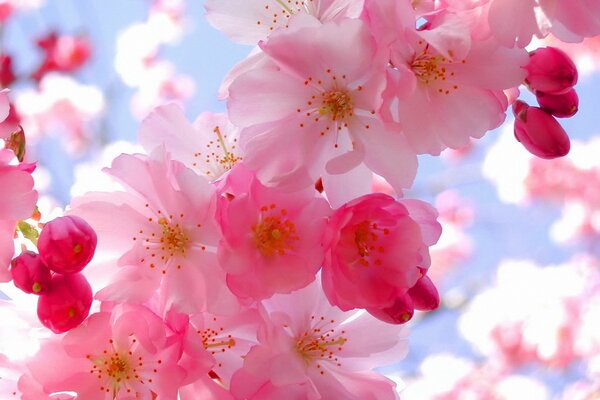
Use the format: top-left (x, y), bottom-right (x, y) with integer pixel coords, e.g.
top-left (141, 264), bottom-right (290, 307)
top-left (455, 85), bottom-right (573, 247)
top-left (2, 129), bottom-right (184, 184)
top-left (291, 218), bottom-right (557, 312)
top-left (10, 251), bottom-right (52, 295)
top-left (525, 47), bottom-right (578, 94)
top-left (513, 100), bottom-right (570, 159)
top-left (37, 273), bottom-right (92, 333)
top-left (536, 88), bottom-right (579, 118)
top-left (367, 273), bottom-right (440, 324)
top-left (367, 293), bottom-right (414, 325)
top-left (408, 274), bottom-right (440, 311)
top-left (38, 215), bottom-right (97, 274)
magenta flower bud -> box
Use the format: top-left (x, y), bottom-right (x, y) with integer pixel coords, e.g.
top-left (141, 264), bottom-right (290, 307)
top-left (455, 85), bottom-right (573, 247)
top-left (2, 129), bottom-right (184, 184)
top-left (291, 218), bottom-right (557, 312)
top-left (513, 100), bottom-right (570, 159)
top-left (408, 274), bottom-right (440, 311)
top-left (536, 89), bottom-right (579, 118)
top-left (38, 215), bottom-right (97, 274)
top-left (367, 294), bottom-right (415, 325)
top-left (525, 47), bottom-right (578, 95)
top-left (37, 273), bottom-right (92, 333)
top-left (10, 251), bottom-right (52, 295)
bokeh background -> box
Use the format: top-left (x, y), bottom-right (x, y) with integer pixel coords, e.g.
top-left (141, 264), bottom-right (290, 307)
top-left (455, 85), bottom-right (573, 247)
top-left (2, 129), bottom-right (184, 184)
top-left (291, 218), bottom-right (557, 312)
top-left (2, 0), bottom-right (600, 398)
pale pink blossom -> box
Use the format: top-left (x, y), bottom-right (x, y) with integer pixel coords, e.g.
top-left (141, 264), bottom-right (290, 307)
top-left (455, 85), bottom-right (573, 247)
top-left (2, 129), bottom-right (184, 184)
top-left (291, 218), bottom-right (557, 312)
top-left (205, 0), bottom-right (365, 44)
top-left (217, 165), bottom-right (331, 300)
top-left (228, 18), bottom-right (417, 192)
top-left (71, 151), bottom-right (237, 314)
top-left (366, 0), bottom-right (528, 155)
top-left (15, 74), bottom-right (104, 153)
top-left (130, 61), bottom-right (195, 119)
top-left (178, 307), bottom-right (261, 397)
top-left (139, 103), bottom-right (242, 181)
top-left (21, 304), bottom-right (196, 399)
top-left (229, 281), bottom-right (408, 400)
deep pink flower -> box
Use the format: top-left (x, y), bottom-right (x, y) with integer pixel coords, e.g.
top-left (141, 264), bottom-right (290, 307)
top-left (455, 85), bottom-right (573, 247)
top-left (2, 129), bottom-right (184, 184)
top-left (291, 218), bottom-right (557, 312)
top-left (536, 88), bottom-right (579, 118)
top-left (10, 251), bottom-right (52, 295)
top-left (38, 215), bottom-right (97, 274)
top-left (228, 17), bottom-right (417, 192)
top-left (37, 273), bottom-right (92, 333)
top-left (513, 100), bottom-right (571, 159)
top-left (217, 165), bottom-right (331, 300)
top-left (23, 305), bottom-right (193, 399)
top-left (230, 282), bottom-right (407, 400)
top-left (322, 193), bottom-right (441, 311)
top-left (525, 47), bottom-right (578, 95)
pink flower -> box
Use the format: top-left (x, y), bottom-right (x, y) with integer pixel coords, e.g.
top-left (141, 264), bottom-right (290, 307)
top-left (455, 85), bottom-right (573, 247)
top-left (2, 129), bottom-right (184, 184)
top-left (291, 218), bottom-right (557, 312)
top-left (38, 215), bottom-right (97, 274)
top-left (322, 193), bottom-right (441, 312)
top-left (228, 18), bottom-right (418, 192)
top-left (366, 0), bottom-right (528, 155)
top-left (71, 151), bottom-right (238, 314)
top-left (204, 0), bottom-right (365, 44)
top-left (23, 305), bottom-right (193, 399)
top-left (37, 273), bottom-right (92, 333)
top-left (229, 282), bottom-right (407, 400)
top-left (139, 104), bottom-right (243, 181)
top-left (513, 100), bottom-right (571, 159)
top-left (178, 307), bottom-right (261, 397)
top-left (217, 165), bottom-right (331, 300)
top-left (10, 251), bottom-right (52, 295)
top-left (525, 47), bottom-right (578, 95)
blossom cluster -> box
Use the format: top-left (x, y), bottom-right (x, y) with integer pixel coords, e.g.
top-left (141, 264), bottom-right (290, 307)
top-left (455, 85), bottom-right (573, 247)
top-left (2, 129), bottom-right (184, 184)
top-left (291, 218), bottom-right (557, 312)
top-left (0, 0), bottom-right (599, 398)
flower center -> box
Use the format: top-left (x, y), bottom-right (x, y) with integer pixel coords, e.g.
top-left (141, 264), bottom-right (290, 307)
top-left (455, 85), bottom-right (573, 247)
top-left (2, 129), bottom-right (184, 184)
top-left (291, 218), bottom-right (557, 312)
top-left (199, 327), bottom-right (236, 355)
top-left (411, 51), bottom-right (448, 84)
top-left (158, 217), bottom-right (189, 256)
top-left (252, 205), bottom-right (298, 257)
top-left (353, 221), bottom-right (389, 267)
top-left (87, 338), bottom-right (161, 396)
top-left (192, 126), bottom-right (242, 179)
top-left (294, 316), bottom-right (347, 374)
top-left (319, 90), bottom-right (354, 121)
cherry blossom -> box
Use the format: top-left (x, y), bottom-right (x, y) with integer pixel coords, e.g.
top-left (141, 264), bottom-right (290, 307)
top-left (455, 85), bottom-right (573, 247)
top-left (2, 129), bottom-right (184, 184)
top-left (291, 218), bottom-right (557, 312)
top-left (139, 103), bottom-right (243, 181)
top-left (322, 193), bottom-right (441, 314)
top-left (228, 17), bottom-right (417, 192)
top-left (229, 281), bottom-right (408, 400)
top-left (71, 151), bottom-right (237, 314)
top-left (22, 304), bottom-right (194, 399)
top-left (205, 0), bottom-right (365, 44)
top-left (216, 165), bottom-right (330, 300)
top-left (366, 0), bottom-right (529, 155)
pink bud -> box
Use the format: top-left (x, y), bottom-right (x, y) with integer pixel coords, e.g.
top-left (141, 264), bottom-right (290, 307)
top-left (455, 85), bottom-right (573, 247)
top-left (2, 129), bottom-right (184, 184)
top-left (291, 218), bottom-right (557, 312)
top-left (10, 251), bottom-right (52, 295)
top-left (408, 275), bottom-right (440, 311)
top-left (367, 294), bottom-right (414, 325)
top-left (536, 89), bottom-right (579, 118)
top-left (38, 215), bottom-right (97, 274)
top-left (37, 273), bottom-right (92, 333)
top-left (525, 47), bottom-right (578, 94)
top-left (513, 100), bottom-right (570, 159)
